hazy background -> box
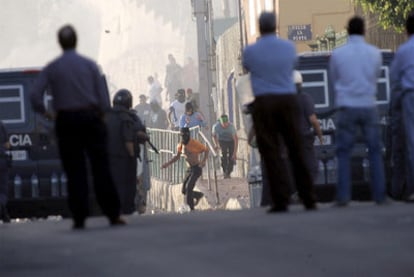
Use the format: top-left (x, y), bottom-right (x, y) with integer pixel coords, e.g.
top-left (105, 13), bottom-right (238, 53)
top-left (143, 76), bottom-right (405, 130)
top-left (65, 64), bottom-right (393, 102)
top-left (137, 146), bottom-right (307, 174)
top-left (0, 0), bottom-right (202, 107)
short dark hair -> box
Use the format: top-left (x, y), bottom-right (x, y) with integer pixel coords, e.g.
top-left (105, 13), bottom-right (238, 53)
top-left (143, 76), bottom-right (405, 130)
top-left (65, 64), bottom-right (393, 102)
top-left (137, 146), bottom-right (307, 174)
top-left (259, 12), bottom-right (276, 34)
top-left (406, 11), bottom-right (414, 35)
top-left (58, 25), bottom-right (77, 50)
top-left (180, 127), bottom-right (190, 135)
top-left (185, 102), bottom-right (193, 111)
top-left (347, 16), bottom-right (365, 35)
top-left (176, 89), bottom-right (185, 96)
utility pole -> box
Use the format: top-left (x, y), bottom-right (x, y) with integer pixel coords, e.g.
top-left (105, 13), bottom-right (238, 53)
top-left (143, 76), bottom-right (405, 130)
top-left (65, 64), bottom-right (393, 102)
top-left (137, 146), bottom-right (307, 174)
top-left (193, 0), bottom-right (213, 129)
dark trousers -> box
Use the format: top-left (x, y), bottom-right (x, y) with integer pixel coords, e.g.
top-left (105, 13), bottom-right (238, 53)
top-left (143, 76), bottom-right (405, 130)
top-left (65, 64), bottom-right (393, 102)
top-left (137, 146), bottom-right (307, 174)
top-left (219, 140), bottom-right (234, 175)
top-left (181, 165), bottom-right (203, 210)
top-left (56, 110), bottom-right (120, 223)
top-left (252, 94), bottom-right (315, 209)
top-left (303, 134), bottom-right (318, 181)
top-left (109, 156), bottom-right (137, 214)
top-left (0, 159), bottom-right (8, 205)
top-left (390, 90), bottom-right (407, 199)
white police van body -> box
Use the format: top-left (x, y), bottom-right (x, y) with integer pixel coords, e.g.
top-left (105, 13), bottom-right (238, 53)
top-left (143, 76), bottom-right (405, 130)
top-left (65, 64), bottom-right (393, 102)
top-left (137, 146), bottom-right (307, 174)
top-left (296, 51), bottom-right (394, 200)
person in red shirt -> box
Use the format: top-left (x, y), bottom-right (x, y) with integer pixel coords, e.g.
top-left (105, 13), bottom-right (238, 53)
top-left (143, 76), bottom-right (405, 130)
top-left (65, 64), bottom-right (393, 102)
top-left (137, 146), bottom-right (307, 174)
top-left (161, 127), bottom-right (208, 210)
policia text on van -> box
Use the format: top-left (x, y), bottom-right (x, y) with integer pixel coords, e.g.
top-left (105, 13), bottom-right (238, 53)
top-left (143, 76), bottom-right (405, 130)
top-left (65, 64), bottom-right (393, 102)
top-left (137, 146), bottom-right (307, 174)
top-left (0, 68), bottom-right (104, 219)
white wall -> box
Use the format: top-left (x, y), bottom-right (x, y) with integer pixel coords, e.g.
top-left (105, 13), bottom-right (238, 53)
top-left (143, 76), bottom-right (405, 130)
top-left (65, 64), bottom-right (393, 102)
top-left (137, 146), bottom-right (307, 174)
top-left (0, 0), bottom-right (197, 108)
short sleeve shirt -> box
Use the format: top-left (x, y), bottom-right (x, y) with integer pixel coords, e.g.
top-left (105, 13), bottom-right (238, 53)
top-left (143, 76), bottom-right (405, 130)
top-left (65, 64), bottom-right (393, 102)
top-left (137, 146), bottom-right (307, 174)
top-left (169, 100), bottom-right (186, 127)
top-left (212, 122), bottom-right (236, 142)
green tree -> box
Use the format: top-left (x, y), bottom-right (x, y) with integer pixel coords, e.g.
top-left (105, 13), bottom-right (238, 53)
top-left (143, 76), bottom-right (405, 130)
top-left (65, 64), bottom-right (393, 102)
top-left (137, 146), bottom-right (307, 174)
top-left (355, 0), bottom-right (414, 32)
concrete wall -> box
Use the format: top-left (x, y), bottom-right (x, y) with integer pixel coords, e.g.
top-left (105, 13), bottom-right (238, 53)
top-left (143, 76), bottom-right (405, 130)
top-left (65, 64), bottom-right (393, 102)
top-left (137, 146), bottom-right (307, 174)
top-left (147, 179), bottom-right (210, 213)
top-left (147, 178), bottom-right (247, 213)
top-left (214, 23), bottom-right (250, 179)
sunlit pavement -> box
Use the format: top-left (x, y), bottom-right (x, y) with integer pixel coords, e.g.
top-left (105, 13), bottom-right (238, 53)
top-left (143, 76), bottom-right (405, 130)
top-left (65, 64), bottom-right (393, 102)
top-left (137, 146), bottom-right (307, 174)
top-left (1, 202), bottom-right (414, 276)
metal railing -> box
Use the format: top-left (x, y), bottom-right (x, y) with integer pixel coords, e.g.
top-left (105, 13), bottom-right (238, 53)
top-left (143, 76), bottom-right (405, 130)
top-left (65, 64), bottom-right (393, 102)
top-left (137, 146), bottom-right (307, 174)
top-left (146, 126), bottom-right (221, 204)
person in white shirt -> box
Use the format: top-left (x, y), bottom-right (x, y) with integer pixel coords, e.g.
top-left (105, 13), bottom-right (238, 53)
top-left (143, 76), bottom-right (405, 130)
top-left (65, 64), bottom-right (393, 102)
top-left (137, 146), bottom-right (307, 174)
top-left (168, 89), bottom-right (187, 130)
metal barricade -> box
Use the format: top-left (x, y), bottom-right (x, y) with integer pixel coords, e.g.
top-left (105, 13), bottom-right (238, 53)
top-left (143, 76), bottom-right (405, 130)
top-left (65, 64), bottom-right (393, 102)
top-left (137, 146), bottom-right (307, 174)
top-left (247, 165), bottom-right (262, 208)
top-left (146, 126), bottom-right (220, 204)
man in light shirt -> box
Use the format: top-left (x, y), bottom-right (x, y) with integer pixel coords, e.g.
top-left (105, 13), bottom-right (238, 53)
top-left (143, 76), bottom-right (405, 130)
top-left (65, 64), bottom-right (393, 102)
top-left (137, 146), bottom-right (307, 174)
top-left (329, 16), bottom-right (386, 206)
top-left (242, 12), bottom-right (316, 213)
top-left (390, 12), bottom-right (414, 202)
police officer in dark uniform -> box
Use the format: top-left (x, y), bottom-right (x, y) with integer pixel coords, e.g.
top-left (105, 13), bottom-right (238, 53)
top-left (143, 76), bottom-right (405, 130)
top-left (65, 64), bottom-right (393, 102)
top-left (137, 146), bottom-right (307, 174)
top-left (295, 70), bottom-right (324, 180)
top-left (0, 121), bottom-right (11, 223)
top-left (106, 89), bottom-right (148, 214)
top-left (128, 108), bottom-right (149, 214)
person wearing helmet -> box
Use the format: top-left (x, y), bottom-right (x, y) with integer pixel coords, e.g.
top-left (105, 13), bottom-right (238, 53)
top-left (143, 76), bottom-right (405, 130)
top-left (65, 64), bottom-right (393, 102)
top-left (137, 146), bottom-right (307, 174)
top-left (161, 127), bottom-right (207, 210)
top-left (295, 70), bottom-right (324, 181)
top-left (106, 89), bottom-right (147, 214)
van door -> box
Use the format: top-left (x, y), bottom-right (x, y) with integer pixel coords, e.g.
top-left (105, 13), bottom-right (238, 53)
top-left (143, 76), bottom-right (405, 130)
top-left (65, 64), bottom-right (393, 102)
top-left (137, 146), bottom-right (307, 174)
top-left (0, 70), bottom-right (65, 218)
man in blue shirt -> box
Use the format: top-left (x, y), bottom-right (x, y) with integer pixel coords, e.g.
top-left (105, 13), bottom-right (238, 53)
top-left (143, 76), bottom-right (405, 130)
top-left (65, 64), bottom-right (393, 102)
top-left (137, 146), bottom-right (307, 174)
top-left (329, 16), bottom-right (386, 206)
top-left (390, 12), bottom-right (414, 202)
top-left (242, 12), bottom-right (316, 213)
top-left (30, 25), bottom-right (125, 229)
top-left (179, 102), bottom-right (206, 129)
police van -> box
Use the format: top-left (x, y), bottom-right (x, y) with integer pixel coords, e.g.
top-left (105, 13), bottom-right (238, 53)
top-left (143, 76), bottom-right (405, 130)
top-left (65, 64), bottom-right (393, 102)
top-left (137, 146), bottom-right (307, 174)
top-left (0, 68), bottom-right (70, 218)
top-left (0, 68), bottom-right (103, 218)
top-left (296, 50), bottom-right (394, 201)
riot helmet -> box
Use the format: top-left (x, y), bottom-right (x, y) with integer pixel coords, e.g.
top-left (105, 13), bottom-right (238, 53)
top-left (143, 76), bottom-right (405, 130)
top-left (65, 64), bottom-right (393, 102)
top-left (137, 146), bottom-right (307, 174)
top-left (113, 89), bottom-right (133, 109)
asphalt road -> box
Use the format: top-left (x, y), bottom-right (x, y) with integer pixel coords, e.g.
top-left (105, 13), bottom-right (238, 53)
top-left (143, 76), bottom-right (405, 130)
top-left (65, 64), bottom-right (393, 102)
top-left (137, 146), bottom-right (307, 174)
top-left (1, 202), bottom-right (414, 277)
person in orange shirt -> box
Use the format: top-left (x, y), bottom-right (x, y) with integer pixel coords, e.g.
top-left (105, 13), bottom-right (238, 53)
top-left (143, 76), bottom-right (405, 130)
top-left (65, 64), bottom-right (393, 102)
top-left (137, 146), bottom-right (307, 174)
top-left (161, 127), bottom-right (208, 210)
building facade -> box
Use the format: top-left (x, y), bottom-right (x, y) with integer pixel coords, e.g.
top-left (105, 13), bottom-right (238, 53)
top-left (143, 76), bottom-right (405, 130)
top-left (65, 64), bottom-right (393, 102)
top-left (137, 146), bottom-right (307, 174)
top-left (241, 0), bottom-right (355, 53)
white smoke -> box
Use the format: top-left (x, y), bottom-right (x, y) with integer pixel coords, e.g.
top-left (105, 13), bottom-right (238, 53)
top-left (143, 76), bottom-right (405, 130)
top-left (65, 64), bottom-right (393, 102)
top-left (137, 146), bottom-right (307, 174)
top-left (0, 0), bottom-right (197, 107)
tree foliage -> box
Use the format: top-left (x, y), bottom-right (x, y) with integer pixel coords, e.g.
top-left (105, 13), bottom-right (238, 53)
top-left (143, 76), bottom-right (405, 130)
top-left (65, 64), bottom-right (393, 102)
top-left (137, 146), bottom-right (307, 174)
top-left (355, 0), bottom-right (414, 32)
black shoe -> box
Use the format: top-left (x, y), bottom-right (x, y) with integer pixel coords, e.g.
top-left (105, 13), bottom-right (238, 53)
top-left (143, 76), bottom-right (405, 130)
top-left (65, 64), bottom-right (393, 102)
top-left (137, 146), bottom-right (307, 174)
top-left (0, 205), bottom-right (11, 223)
top-left (110, 217), bottom-right (127, 226)
top-left (267, 205), bottom-right (288, 213)
top-left (193, 192), bottom-right (204, 206)
top-left (376, 197), bottom-right (391, 206)
top-left (404, 194), bottom-right (414, 203)
top-left (72, 220), bottom-right (85, 230)
top-left (332, 201), bottom-right (348, 207)
top-left (305, 203), bottom-right (317, 211)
